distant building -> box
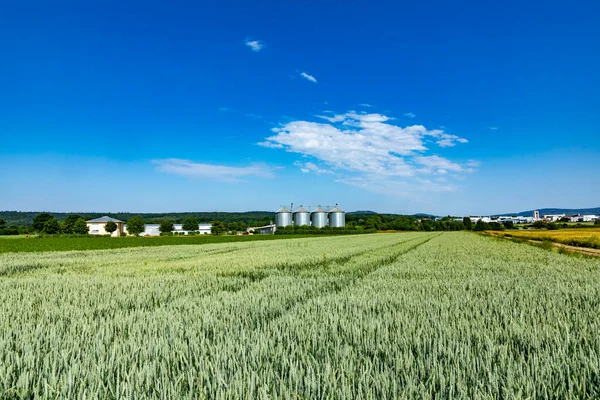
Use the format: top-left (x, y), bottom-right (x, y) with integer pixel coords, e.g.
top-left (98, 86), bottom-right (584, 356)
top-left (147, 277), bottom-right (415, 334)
top-left (533, 210), bottom-right (540, 220)
top-left (86, 216), bottom-right (124, 237)
top-left (543, 214), bottom-right (566, 222)
top-left (123, 223), bottom-right (212, 236)
top-left (572, 214), bottom-right (598, 223)
top-left (247, 224), bottom-right (277, 235)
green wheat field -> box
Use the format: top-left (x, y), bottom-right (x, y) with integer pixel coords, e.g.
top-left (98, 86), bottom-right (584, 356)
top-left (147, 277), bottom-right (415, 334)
top-left (1, 232), bottom-right (599, 398)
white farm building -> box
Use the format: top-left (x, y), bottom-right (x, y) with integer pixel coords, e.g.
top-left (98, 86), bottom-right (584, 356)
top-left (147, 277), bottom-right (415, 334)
top-left (86, 216), bottom-right (125, 237)
top-left (86, 216), bottom-right (212, 236)
top-left (123, 223), bottom-right (212, 236)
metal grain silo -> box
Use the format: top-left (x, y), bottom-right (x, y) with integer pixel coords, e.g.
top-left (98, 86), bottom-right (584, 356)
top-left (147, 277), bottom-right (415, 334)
top-left (293, 206), bottom-right (311, 226)
top-left (311, 206), bottom-right (329, 228)
top-left (275, 206), bottom-right (293, 227)
top-left (328, 205), bottom-right (346, 227)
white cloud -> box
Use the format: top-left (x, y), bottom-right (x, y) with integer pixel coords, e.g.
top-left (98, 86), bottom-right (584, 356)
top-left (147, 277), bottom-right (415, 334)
top-left (260, 110), bottom-right (476, 198)
top-left (300, 72), bottom-right (317, 83)
top-left (244, 38), bottom-right (264, 52)
top-left (315, 114), bottom-right (347, 123)
top-left (414, 155), bottom-right (463, 173)
top-left (294, 161), bottom-right (334, 175)
top-left (403, 112), bottom-right (416, 118)
top-left (246, 113), bottom-right (262, 119)
top-left (153, 158), bottom-right (275, 182)
top-left (359, 103), bottom-right (374, 107)
top-left (489, 126), bottom-right (498, 130)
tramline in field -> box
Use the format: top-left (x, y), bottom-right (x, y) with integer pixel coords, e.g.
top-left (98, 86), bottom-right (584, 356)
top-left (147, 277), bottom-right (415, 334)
top-left (0, 232), bottom-right (599, 398)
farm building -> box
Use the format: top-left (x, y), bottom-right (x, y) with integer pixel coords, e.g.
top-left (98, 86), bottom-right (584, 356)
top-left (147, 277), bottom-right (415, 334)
top-left (123, 223), bottom-right (212, 236)
top-left (86, 216), bottom-right (124, 237)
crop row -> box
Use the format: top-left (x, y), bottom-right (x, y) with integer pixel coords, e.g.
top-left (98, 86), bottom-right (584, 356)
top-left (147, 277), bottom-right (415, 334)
top-left (0, 232), bottom-right (599, 398)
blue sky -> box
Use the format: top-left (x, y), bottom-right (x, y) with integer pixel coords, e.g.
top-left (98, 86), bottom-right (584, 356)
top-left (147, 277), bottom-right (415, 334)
top-left (2, 0), bottom-right (599, 215)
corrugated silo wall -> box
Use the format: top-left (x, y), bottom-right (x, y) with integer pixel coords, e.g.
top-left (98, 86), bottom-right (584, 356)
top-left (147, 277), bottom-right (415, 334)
top-left (275, 213), bottom-right (292, 227)
top-left (311, 212), bottom-right (328, 228)
top-left (329, 212), bottom-right (346, 227)
top-left (294, 213), bottom-right (310, 226)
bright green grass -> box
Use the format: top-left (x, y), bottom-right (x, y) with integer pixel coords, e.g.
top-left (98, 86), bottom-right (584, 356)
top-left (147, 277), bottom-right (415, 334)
top-left (0, 232), bottom-right (599, 398)
top-left (0, 234), bottom-right (318, 254)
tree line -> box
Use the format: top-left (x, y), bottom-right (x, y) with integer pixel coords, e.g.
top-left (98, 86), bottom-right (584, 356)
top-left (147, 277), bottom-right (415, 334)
top-left (2, 212), bottom-right (597, 236)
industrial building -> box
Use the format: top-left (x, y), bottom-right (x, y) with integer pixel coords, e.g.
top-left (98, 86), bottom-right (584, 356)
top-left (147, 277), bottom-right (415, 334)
top-left (275, 204), bottom-right (346, 228)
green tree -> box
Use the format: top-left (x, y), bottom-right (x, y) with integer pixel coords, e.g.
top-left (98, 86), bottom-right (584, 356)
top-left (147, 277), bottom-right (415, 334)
top-left (32, 213), bottom-right (54, 232)
top-left (72, 218), bottom-right (89, 235)
top-left (126, 216), bottom-right (145, 236)
top-left (211, 220), bottom-right (227, 236)
top-left (0, 218), bottom-right (6, 229)
top-left (462, 217), bottom-right (473, 230)
top-left (43, 218), bottom-right (61, 234)
top-left (182, 216), bottom-right (199, 232)
top-left (105, 221), bottom-right (118, 236)
top-left (159, 220), bottom-right (174, 234)
top-left (61, 214), bottom-right (83, 234)
top-left (595, 219), bottom-right (600, 225)
top-left (503, 221), bottom-right (515, 230)
top-left (473, 219), bottom-right (489, 232)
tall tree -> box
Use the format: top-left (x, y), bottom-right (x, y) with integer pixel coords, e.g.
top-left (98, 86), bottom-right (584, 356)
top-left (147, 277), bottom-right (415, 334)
top-left (105, 221), bottom-right (118, 236)
top-left (32, 213), bottom-right (54, 232)
top-left (72, 218), bottom-right (89, 235)
top-left (126, 216), bottom-right (146, 236)
top-left (0, 218), bottom-right (6, 229)
top-left (62, 214), bottom-right (83, 234)
top-left (159, 220), bottom-right (174, 234)
top-left (462, 217), bottom-right (473, 230)
top-left (182, 216), bottom-right (199, 232)
top-left (43, 218), bottom-right (61, 234)
top-left (211, 221), bottom-right (227, 236)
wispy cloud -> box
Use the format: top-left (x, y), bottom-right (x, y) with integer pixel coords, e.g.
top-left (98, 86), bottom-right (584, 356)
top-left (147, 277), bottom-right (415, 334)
top-left (294, 161), bottom-right (334, 175)
top-left (218, 107), bottom-right (230, 112)
top-left (403, 112), bottom-right (416, 118)
top-left (489, 126), bottom-right (498, 130)
top-left (259, 110), bottom-right (477, 197)
top-left (153, 158), bottom-right (275, 182)
top-left (359, 103), bottom-right (374, 108)
top-left (300, 72), bottom-right (317, 83)
top-left (246, 113), bottom-right (262, 119)
top-left (244, 38), bottom-right (264, 52)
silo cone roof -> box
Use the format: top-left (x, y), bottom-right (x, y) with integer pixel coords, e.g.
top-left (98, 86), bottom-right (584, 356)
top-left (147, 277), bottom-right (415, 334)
top-left (328, 206), bottom-right (345, 213)
top-left (311, 207), bottom-right (328, 213)
top-left (275, 207), bottom-right (292, 213)
top-left (294, 207), bottom-right (310, 213)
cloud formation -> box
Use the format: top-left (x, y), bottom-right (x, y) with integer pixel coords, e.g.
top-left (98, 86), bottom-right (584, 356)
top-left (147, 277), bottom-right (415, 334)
top-left (300, 72), bottom-right (317, 83)
top-left (403, 112), bottom-right (416, 118)
top-left (294, 161), bottom-right (334, 175)
top-left (244, 38), bottom-right (264, 52)
top-left (153, 158), bottom-right (275, 182)
top-left (260, 110), bottom-right (477, 196)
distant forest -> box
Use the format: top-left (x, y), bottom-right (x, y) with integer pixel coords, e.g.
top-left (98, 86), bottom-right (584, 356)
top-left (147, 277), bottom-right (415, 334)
top-left (0, 211), bottom-right (433, 228)
top-left (0, 211), bottom-right (275, 227)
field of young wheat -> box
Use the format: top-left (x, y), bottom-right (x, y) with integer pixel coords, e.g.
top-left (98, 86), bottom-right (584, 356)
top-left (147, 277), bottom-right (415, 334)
top-left (0, 232), bottom-right (599, 398)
